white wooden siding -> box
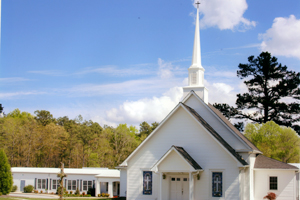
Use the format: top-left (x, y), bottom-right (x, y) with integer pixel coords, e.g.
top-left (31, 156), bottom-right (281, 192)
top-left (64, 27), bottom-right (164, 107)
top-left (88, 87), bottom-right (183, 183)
top-left (126, 106), bottom-right (241, 200)
top-left (184, 95), bottom-right (249, 151)
top-left (254, 170), bottom-right (296, 200)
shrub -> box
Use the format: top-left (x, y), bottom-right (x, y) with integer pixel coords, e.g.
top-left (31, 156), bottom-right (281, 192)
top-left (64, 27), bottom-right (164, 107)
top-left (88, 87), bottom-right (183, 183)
top-left (23, 185), bottom-right (34, 193)
top-left (101, 192), bottom-right (109, 197)
top-left (0, 149), bottom-right (13, 195)
top-left (264, 192), bottom-right (277, 200)
top-left (75, 188), bottom-right (80, 195)
top-left (0, 192), bottom-right (2, 196)
top-left (56, 186), bottom-right (66, 195)
top-left (11, 185), bottom-right (18, 192)
top-left (82, 192), bottom-right (85, 195)
top-left (87, 187), bottom-right (95, 196)
top-left (70, 191), bottom-right (73, 194)
top-left (34, 190), bottom-right (38, 193)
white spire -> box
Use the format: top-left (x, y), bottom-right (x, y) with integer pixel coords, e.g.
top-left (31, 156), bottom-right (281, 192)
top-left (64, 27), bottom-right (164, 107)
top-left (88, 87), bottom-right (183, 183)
top-left (190, 7), bottom-right (202, 69)
top-left (183, 2), bottom-right (208, 104)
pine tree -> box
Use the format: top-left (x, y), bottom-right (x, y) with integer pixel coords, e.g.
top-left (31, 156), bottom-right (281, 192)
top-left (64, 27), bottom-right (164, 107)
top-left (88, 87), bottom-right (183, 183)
top-left (0, 149), bottom-right (13, 195)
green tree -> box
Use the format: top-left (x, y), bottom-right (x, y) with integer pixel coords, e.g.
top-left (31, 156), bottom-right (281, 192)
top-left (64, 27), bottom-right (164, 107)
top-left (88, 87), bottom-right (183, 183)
top-left (0, 149), bottom-right (13, 195)
top-left (244, 121), bottom-right (300, 163)
top-left (236, 52), bottom-right (300, 132)
top-left (214, 52), bottom-right (300, 133)
top-left (34, 110), bottom-right (55, 126)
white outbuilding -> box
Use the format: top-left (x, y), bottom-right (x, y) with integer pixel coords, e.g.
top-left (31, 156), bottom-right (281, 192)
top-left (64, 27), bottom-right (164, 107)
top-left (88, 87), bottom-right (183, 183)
top-left (11, 167), bottom-right (120, 197)
top-left (117, 4), bottom-right (299, 200)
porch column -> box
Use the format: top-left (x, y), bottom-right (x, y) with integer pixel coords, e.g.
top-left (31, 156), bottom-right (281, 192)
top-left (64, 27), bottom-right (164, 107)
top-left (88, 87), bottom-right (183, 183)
top-left (159, 172), bottom-right (163, 200)
top-left (189, 172), bottom-right (194, 200)
top-left (95, 179), bottom-right (99, 197)
top-left (108, 181), bottom-right (113, 197)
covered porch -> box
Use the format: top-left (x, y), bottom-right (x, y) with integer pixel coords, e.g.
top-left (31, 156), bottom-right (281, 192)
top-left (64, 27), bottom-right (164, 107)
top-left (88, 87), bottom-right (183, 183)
top-left (151, 146), bottom-right (203, 200)
top-left (95, 170), bottom-right (120, 197)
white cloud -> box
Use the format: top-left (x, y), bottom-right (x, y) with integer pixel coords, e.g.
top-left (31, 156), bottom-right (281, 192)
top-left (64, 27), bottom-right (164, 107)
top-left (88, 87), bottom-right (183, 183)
top-left (206, 81), bottom-right (237, 106)
top-left (0, 77), bottom-right (30, 83)
top-left (28, 70), bottom-right (64, 76)
top-left (259, 15), bottom-right (300, 59)
top-left (67, 58), bottom-right (185, 97)
top-left (157, 58), bottom-right (174, 79)
top-left (104, 87), bottom-right (183, 125)
top-left (0, 91), bottom-right (46, 99)
top-left (194, 0), bottom-right (256, 31)
top-left (76, 65), bottom-right (155, 77)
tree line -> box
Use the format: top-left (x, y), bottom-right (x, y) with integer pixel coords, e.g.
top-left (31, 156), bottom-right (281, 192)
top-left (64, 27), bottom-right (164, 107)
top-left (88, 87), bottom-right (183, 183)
top-left (0, 109), bottom-right (157, 169)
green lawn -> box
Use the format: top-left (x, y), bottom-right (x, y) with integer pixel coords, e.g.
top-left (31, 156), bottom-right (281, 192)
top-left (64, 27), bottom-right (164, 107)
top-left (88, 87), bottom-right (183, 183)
top-left (0, 198), bottom-right (116, 200)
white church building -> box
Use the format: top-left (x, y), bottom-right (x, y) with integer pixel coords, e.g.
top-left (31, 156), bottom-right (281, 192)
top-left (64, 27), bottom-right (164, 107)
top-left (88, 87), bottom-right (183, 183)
top-left (117, 5), bottom-right (299, 200)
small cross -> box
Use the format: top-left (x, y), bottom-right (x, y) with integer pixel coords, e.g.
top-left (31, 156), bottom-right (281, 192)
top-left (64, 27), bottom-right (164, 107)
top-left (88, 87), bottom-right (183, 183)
top-left (195, 1), bottom-right (200, 9)
top-left (214, 177), bottom-right (221, 191)
top-left (145, 175), bottom-right (151, 190)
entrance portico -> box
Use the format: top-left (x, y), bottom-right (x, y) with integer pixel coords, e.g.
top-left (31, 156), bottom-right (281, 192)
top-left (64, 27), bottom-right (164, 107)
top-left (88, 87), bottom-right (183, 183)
top-left (151, 146), bottom-right (202, 200)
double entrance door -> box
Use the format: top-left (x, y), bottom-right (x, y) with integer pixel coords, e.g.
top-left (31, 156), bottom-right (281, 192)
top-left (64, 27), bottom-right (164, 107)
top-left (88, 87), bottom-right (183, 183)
top-left (170, 176), bottom-right (189, 200)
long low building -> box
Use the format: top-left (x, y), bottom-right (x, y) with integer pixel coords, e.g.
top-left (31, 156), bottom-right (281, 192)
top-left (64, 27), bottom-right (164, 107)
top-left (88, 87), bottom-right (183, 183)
top-left (11, 167), bottom-right (120, 197)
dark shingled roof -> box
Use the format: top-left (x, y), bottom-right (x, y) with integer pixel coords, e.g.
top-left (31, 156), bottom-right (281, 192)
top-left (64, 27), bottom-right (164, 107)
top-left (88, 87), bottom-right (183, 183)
top-left (182, 103), bottom-right (248, 166)
top-left (254, 155), bottom-right (299, 169)
top-left (207, 103), bottom-right (260, 152)
top-left (172, 146), bottom-right (202, 170)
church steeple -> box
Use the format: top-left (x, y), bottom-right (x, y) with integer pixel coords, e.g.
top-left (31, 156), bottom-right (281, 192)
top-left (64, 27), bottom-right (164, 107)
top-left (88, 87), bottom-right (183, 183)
top-left (183, 2), bottom-right (208, 104)
top-left (191, 5), bottom-right (202, 69)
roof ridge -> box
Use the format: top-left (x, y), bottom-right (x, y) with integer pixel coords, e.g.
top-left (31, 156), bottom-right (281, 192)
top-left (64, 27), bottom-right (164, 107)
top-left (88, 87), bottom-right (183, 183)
top-left (207, 103), bottom-right (260, 152)
top-left (181, 103), bottom-right (248, 166)
top-left (255, 155), bottom-right (298, 169)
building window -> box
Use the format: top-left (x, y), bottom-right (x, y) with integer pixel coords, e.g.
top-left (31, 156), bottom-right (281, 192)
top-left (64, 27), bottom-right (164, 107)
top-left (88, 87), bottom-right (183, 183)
top-left (212, 172), bottom-right (222, 197)
top-left (72, 180), bottom-right (77, 190)
top-left (68, 180), bottom-right (72, 190)
top-left (52, 179), bottom-right (60, 190)
top-left (88, 181), bottom-right (93, 189)
top-left (67, 180), bottom-right (77, 190)
top-left (143, 171), bottom-right (152, 195)
top-left (37, 179), bottom-right (47, 189)
top-left (82, 180), bottom-right (93, 191)
top-left (270, 177), bottom-right (278, 190)
top-left (83, 181), bottom-right (87, 191)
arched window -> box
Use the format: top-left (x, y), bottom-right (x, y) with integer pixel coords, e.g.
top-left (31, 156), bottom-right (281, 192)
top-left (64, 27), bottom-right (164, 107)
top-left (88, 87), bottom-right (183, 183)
top-left (212, 172), bottom-right (222, 197)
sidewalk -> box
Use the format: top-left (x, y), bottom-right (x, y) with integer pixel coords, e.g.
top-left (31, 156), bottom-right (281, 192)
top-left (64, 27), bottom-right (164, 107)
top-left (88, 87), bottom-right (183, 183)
top-left (8, 192), bottom-right (59, 199)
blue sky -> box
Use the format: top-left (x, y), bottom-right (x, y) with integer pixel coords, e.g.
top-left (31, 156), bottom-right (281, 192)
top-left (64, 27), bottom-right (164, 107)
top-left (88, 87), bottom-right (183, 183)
top-left (1, 0), bottom-right (300, 127)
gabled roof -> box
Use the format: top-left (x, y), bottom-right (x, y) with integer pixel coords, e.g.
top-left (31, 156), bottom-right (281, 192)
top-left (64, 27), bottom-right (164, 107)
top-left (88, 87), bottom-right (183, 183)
top-left (254, 155), bottom-right (299, 170)
top-left (182, 103), bottom-right (248, 166)
top-left (207, 103), bottom-right (260, 152)
top-left (182, 91), bottom-right (260, 153)
top-left (118, 100), bottom-right (249, 167)
top-left (151, 145), bottom-right (202, 172)
top-left (173, 146), bottom-right (202, 170)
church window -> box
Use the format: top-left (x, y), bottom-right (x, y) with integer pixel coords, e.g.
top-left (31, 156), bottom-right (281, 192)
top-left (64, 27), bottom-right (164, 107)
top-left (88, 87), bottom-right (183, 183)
top-left (212, 172), bottom-right (222, 197)
top-left (143, 171), bottom-right (152, 195)
top-left (191, 72), bottom-right (197, 85)
top-left (269, 177), bottom-right (277, 190)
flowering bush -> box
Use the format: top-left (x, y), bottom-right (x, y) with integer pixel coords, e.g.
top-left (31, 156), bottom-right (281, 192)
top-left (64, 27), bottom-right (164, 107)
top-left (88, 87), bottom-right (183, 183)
top-left (264, 192), bottom-right (277, 200)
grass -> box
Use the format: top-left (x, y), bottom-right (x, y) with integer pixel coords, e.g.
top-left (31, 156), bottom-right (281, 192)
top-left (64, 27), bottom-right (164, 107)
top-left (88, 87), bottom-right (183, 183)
top-left (0, 197), bottom-right (120, 200)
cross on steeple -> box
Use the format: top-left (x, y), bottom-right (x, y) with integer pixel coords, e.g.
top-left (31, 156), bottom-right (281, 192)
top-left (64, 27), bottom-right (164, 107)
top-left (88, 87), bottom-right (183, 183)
top-left (195, 1), bottom-right (200, 8)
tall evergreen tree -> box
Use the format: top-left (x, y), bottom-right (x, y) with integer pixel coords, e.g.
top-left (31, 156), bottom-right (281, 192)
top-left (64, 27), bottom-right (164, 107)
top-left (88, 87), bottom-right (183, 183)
top-left (0, 149), bottom-right (13, 195)
top-left (214, 52), bottom-right (300, 133)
